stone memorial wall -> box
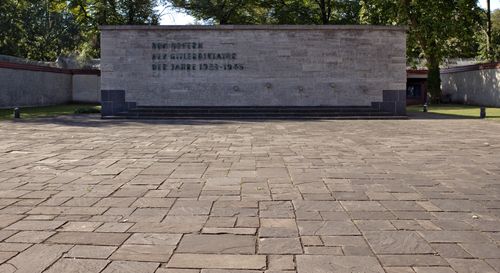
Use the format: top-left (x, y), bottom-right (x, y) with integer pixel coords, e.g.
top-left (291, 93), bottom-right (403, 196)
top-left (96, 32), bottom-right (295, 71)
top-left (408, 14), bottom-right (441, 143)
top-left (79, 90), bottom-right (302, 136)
top-left (100, 25), bottom-right (407, 117)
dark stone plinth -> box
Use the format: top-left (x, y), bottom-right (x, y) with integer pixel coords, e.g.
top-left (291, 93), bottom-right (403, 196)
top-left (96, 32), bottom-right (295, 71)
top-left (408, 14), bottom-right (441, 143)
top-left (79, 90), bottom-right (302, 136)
top-left (101, 90), bottom-right (136, 118)
top-left (372, 90), bottom-right (407, 116)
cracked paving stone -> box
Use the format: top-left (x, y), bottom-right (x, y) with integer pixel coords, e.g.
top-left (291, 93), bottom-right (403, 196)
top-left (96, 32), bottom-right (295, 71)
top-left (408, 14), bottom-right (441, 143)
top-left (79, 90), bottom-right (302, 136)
top-left (124, 233), bottom-right (182, 245)
top-left (130, 216), bottom-right (207, 233)
top-left (364, 231), bottom-right (434, 254)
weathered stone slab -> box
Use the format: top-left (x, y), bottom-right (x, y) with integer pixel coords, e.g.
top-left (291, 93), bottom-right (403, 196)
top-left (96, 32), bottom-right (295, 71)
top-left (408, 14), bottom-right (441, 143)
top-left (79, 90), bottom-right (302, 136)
top-left (259, 201), bottom-right (295, 218)
top-left (110, 244), bottom-right (175, 262)
top-left (101, 261), bottom-right (159, 273)
top-left (292, 200), bottom-right (344, 212)
top-left (431, 243), bottom-right (472, 258)
top-left (447, 258), bottom-right (497, 273)
top-left (364, 231), bottom-right (434, 254)
top-left (412, 267), bottom-right (457, 273)
top-left (44, 258), bottom-right (109, 273)
top-left (177, 234), bottom-right (255, 254)
top-left (418, 231), bottom-right (490, 243)
top-left (378, 255), bottom-right (448, 267)
top-left (0, 252), bottom-right (16, 263)
top-left (130, 216), bottom-right (207, 233)
top-left (167, 254), bottom-right (266, 270)
top-left (0, 214), bottom-right (24, 228)
top-left (47, 232), bottom-right (130, 246)
top-left (124, 233), bottom-right (182, 245)
top-left (201, 227), bottom-right (257, 235)
top-left (258, 238), bottom-right (302, 254)
top-left (66, 245), bottom-right (117, 259)
top-left (297, 220), bottom-right (360, 235)
top-left (7, 244), bottom-right (72, 273)
top-left (296, 255), bottom-right (385, 273)
top-left (341, 201), bottom-right (387, 211)
top-left (259, 219), bottom-right (298, 238)
top-left (459, 243), bottom-right (500, 259)
top-left (5, 220), bottom-right (65, 231)
top-left (5, 231), bottom-right (54, 243)
top-left (169, 200), bottom-right (213, 216)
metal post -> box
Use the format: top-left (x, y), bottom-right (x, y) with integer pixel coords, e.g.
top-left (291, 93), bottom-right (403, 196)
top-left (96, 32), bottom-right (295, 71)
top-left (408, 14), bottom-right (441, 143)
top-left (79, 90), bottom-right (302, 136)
top-left (14, 107), bottom-right (20, 119)
top-left (423, 103), bottom-right (428, 113)
top-left (480, 107), bottom-right (486, 119)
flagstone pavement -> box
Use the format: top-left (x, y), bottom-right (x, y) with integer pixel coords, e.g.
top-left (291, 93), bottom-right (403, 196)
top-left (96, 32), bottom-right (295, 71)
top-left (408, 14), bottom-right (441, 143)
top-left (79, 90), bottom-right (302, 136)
top-left (0, 115), bottom-right (500, 273)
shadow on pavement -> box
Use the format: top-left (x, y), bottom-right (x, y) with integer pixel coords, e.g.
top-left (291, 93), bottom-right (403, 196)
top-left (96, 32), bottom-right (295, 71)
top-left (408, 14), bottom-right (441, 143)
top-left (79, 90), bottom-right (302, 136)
top-left (1, 112), bottom-right (494, 128)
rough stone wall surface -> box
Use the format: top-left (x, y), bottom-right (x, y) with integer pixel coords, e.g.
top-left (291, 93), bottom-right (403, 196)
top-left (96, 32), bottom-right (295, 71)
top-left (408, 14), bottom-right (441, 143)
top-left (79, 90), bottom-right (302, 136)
top-left (100, 25), bottom-right (407, 107)
top-left (72, 74), bottom-right (101, 103)
top-left (442, 68), bottom-right (500, 107)
top-left (0, 67), bottom-right (72, 108)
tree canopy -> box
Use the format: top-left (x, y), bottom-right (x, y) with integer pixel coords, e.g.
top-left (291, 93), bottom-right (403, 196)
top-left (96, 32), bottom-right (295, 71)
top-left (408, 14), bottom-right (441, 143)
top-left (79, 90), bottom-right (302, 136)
top-left (357, 0), bottom-right (483, 101)
top-left (0, 0), bottom-right (496, 101)
top-left (0, 0), bottom-right (161, 61)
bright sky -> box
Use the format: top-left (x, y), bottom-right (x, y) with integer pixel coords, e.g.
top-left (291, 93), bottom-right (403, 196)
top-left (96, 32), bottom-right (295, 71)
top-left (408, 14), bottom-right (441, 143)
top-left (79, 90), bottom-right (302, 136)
top-left (159, 0), bottom-right (500, 25)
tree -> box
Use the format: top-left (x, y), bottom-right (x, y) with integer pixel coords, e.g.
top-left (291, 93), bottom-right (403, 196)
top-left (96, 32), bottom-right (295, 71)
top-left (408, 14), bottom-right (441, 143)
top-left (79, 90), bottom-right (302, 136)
top-left (168, 0), bottom-right (361, 25)
top-left (492, 9), bottom-right (500, 60)
top-left (0, 0), bottom-right (162, 61)
top-left (360, 0), bottom-right (482, 103)
top-left (0, 0), bottom-right (25, 57)
top-left (0, 0), bottom-right (84, 61)
top-left (168, 0), bottom-right (266, 24)
top-left (479, 8), bottom-right (500, 61)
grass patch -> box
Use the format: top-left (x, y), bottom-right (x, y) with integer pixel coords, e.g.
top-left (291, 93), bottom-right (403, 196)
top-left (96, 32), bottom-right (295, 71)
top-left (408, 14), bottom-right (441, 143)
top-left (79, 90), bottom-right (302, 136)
top-left (0, 104), bottom-right (100, 120)
top-left (407, 104), bottom-right (500, 119)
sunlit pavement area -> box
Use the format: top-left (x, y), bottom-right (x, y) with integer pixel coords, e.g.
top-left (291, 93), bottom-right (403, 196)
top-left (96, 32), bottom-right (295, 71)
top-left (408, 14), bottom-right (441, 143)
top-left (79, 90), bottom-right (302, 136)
top-left (1, 115), bottom-right (500, 273)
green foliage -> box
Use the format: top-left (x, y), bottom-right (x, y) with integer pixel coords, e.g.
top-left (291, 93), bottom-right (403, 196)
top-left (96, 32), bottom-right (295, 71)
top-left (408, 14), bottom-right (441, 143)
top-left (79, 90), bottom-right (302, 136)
top-left (478, 9), bottom-right (500, 61)
top-left (1, 0), bottom-right (493, 72)
top-left (493, 9), bottom-right (500, 60)
top-left (0, 0), bottom-right (84, 60)
top-left (168, 0), bottom-right (361, 24)
top-left (360, 0), bottom-right (483, 102)
top-left (0, 0), bottom-right (161, 61)
top-left (169, 0), bottom-right (265, 24)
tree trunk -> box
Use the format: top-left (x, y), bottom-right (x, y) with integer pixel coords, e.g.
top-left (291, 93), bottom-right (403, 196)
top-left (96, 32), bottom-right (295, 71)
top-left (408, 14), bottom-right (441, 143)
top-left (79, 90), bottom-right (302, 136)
top-left (426, 56), bottom-right (442, 103)
top-left (487, 0), bottom-right (492, 60)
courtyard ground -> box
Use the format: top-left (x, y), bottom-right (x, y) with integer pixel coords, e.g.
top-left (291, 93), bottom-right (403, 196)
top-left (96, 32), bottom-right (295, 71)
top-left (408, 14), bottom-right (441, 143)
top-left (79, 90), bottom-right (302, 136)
top-left (0, 115), bottom-right (499, 273)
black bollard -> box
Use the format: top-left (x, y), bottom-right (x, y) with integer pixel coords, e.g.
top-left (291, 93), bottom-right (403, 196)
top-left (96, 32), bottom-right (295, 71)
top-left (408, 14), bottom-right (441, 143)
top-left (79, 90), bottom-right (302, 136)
top-left (14, 107), bottom-right (20, 119)
top-left (480, 107), bottom-right (486, 119)
top-left (423, 103), bottom-right (428, 113)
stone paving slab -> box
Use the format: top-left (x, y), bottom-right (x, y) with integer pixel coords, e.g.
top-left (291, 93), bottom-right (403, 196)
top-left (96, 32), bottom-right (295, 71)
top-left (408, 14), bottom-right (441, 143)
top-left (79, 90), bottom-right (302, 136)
top-left (1, 116), bottom-right (500, 272)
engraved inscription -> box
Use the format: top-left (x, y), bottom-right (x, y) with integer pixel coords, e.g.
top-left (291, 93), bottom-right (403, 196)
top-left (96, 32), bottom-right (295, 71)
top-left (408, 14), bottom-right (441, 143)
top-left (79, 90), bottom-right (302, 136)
top-left (151, 42), bottom-right (244, 72)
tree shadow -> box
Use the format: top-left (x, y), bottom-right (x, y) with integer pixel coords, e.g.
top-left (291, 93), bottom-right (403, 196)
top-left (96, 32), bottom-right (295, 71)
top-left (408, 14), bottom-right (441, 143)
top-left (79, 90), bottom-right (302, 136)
top-left (3, 114), bottom-right (375, 128)
top-left (442, 65), bottom-right (500, 107)
top-left (407, 111), bottom-right (495, 120)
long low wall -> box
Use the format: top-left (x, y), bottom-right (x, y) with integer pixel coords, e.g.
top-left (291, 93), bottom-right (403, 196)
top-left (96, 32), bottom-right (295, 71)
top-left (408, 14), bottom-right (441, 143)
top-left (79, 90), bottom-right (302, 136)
top-left (441, 63), bottom-right (500, 107)
top-left (100, 25), bottom-right (407, 116)
top-left (0, 62), bottom-right (100, 108)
